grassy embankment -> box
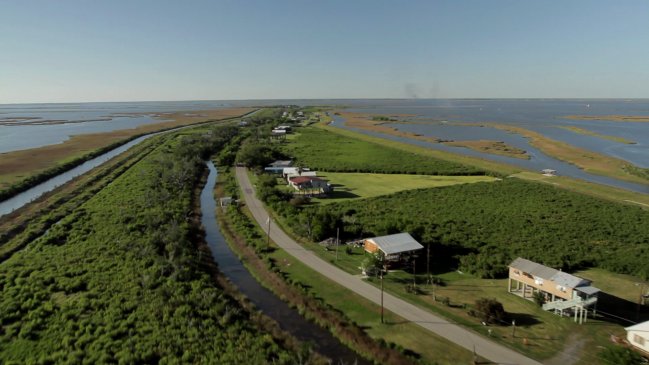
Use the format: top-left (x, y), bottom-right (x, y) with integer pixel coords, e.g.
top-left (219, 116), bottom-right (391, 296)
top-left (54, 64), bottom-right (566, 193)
top-left (0, 107), bottom-right (255, 200)
top-left (0, 122), bottom-right (311, 363)
top-left (558, 126), bottom-right (636, 144)
top-left (563, 115), bottom-right (649, 122)
top-left (338, 111), bottom-right (529, 159)
top-left (469, 123), bottom-right (649, 186)
top-left (216, 167), bottom-right (476, 365)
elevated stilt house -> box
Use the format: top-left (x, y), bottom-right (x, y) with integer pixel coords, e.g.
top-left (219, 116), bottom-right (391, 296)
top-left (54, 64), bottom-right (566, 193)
top-left (508, 257), bottom-right (599, 324)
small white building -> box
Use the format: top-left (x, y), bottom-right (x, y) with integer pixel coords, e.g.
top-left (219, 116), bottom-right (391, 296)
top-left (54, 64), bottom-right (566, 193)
top-left (288, 176), bottom-right (332, 194)
top-left (626, 321), bottom-right (649, 355)
top-left (541, 169), bottom-right (557, 177)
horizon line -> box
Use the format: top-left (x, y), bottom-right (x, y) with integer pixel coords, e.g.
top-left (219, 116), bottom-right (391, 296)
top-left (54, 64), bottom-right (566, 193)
top-left (2, 97), bottom-right (649, 106)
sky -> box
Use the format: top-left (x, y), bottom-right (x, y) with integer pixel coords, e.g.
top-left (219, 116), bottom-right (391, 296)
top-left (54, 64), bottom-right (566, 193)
top-left (1, 0), bottom-right (649, 103)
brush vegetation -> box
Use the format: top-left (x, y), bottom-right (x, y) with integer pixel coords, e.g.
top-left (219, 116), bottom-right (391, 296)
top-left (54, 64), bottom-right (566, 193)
top-left (0, 124), bottom-right (299, 363)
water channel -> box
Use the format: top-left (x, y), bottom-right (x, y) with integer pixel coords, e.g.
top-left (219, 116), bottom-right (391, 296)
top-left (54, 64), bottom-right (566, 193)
top-left (0, 111), bottom-right (258, 218)
top-left (329, 115), bottom-right (649, 195)
top-left (200, 161), bottom-right (368, 365)
top-left (0, 130), bottom-right (165, 218)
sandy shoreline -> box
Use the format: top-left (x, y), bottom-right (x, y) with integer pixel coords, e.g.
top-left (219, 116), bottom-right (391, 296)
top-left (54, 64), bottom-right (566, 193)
top-left (563, 115), bottom-right (649, 122)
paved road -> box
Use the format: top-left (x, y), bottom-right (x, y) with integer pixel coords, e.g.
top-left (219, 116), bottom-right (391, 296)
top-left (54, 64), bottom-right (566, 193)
top-left (236, 167), bottom-right (543, 365)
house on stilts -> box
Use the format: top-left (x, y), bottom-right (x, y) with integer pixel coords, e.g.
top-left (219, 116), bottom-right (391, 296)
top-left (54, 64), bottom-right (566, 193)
top-left (508, 257), bottom-right (600, 324)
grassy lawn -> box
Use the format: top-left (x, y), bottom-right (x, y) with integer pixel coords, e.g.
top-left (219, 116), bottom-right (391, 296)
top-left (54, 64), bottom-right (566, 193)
top-left (267, 248), bottom-right (478, 365)
top-left (575, 267), bottom-right (648, 303)
top-left (314, 172), bottom-right (496, 204)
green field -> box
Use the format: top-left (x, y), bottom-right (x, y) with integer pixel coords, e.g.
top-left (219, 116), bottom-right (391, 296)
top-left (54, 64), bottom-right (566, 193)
top-left (314, 172), bottom-right (497, 204)
top-left (280, 127), bottom-right (488, 176)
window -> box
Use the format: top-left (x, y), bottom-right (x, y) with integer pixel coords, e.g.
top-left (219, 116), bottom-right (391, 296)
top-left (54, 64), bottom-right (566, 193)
top-left (634, 334), bottom-right (646, 346)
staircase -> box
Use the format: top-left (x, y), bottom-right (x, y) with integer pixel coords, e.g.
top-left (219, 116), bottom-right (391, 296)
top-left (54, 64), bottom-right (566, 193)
top-left (542, 296), bottom-right (597, 311)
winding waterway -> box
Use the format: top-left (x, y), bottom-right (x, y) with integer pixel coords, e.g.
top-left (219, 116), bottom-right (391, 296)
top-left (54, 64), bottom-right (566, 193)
top-left (200, 161), bottom-right (367, 364)
top-left (330, 114), bottom-right (649, 194)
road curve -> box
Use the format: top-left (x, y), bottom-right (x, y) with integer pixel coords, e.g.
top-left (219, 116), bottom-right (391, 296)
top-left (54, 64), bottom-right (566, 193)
top-left (236, 167), bottom-right (543, 365)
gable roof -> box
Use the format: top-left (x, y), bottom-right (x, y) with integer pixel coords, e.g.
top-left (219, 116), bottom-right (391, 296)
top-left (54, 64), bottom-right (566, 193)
top-left (509, 257), bottom-right (591, 288)
top-left (626, 320), bottom-right (649, 332)
top-left (368, 233), bottom-right (423, 255)
top-left (289, 176), bottom-right (324, 184)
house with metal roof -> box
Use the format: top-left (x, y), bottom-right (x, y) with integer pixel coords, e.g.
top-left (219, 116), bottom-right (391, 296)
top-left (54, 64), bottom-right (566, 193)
top-left (508, 257), bottom-right (600, 323)
top-left (264, 160), bottom-right (293, 174)
top-left (626, 320), bottom-right (649, 355)
top-left (288, 176), bottom-right (332, 194)
top-left (363, 233), bottom-right (423, 261)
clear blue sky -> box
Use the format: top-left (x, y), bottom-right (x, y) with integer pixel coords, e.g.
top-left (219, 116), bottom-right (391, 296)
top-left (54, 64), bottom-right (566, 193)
top-left (1, 0), bottom-right (648, 103)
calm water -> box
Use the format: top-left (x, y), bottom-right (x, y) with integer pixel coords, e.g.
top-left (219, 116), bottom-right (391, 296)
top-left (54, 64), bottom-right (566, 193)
top-left (200, 162), bottom-right (367, 364)
top-left (343, 99), bottom-right (649, 168)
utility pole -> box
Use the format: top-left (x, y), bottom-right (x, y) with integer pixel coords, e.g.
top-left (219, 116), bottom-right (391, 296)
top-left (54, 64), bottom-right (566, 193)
top-left (335, 227), bottom-right (340, 261)
top-left (380, 265), bottom-right (384, 324)
top-left (413, 256), bottom-right (417, 290)
top-left (266, 216), bottom-right (271, 247)
top-left (426, 243), bottom-right (431, 285)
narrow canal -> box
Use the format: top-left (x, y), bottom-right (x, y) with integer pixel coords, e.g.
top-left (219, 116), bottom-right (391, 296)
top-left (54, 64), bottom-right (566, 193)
top-left (200, 161), bottom-right (369, 365)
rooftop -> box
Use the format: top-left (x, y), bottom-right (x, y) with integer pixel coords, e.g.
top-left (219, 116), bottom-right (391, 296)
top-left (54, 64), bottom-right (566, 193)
top-left (626, 320), bottom-right (649, 332)
top-left (289, 176), bottom-right (324, 184)
top-left (510, 257), bottom-right (591, 289)
top-left (368, 232), bottom-right (423, 255)
top-left (269, 160), bottom-right (293, 167)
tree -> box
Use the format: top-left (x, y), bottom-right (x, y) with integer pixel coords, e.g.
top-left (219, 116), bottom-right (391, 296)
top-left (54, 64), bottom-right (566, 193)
top-left (236, 143), bottom-right (274, 169)
top-left (472, 298), bottom-right (507, 325)
top-left (361, 252), bottom-right (385, 277)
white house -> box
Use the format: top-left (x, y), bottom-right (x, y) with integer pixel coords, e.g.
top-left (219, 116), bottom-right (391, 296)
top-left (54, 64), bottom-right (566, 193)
top-left (288, 176), bottom-right (332, 194)
top-left (626, 321), bottom-right (649, 355)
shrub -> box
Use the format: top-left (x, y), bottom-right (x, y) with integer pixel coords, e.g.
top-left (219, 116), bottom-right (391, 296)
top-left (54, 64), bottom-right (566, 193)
top-left (473, 298), bottom-right (507, 325)
top-left (598, 346), bottom-right (644, 365)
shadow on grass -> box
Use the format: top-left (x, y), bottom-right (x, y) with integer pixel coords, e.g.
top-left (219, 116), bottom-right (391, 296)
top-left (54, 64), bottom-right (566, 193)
top-left (326, 190), bottom-right (360, 199)
top-left (508, 312), bottom-right (541, 326)
top-left (596, 292), bottom-right (649, 325)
